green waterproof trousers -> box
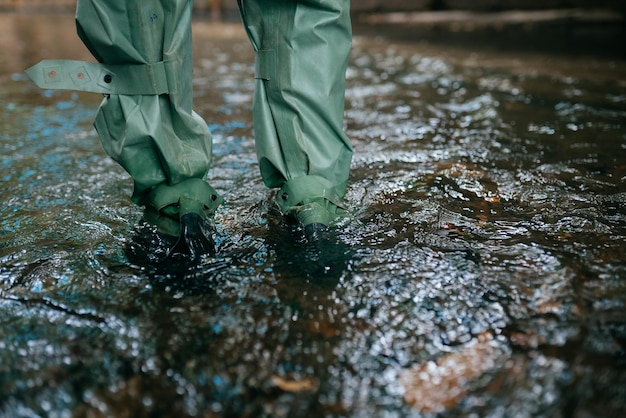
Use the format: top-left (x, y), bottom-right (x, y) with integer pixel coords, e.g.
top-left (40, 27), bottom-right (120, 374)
top-left (26, 0), bottom-right (353, 232)
top-left (27, 0), bottom-right (222, 238)
top-left (237, 0), bottom-right (353, 221)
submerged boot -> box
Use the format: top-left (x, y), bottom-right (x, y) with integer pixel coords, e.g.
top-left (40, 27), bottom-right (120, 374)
top-left (237, 0), bottom-right (353, 229)
top-left (143, 178), bottom-right (223, 258)
top-left (177, 195), bottom-right (219, 258)
top-left (292, 199), bottom-right (349, 241)
top-left (26, 1), bottom-right (220, 257)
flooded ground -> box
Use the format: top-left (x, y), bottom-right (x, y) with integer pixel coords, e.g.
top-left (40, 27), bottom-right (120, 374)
top-left (1, 13), bottom-right (626, 418)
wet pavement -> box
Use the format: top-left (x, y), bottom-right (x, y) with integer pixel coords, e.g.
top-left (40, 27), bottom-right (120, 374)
top-left (1, 13), bottom-right (626, 418)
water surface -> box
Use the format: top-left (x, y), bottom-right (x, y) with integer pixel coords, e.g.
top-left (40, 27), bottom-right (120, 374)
top-left (1, 14), bottom-right (626, 417)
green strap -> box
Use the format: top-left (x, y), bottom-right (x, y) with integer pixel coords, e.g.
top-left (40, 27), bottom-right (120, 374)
top-left (25, 59), bottom-right (181, 95)
top-left (254, 49), bottom-right (275, 80)
top-left (277, 175), bottom-right (345, 211)
top-left (148, 178), bottom-right (223, 213)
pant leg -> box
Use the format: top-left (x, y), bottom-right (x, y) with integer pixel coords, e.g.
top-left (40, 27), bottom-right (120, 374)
top-left (76, 0), bottom-right (219, 219)
top-left (237, 0), bottom-right (353, 213)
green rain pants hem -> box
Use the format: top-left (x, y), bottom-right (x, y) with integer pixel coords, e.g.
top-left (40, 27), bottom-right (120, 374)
top-left (277, 175), bottom-right (349, 227)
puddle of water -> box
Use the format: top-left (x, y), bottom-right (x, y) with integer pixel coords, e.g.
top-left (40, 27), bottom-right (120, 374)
top-left (2, 13), bottom-right (626, 418)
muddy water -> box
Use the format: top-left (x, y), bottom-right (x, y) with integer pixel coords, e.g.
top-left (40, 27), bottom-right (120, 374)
top-left (1, 14), bottom-right (626, 417)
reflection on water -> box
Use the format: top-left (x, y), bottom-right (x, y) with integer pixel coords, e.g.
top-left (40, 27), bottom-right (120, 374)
top-left (2, 13), bottom-right (626, 418)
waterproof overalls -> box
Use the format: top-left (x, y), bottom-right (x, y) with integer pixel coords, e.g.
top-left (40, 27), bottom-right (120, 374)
top-left (26, 0), bottom-right (353, 254)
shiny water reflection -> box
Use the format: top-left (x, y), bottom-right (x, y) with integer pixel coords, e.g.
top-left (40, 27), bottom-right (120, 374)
top-left (1, 14), bottom-right (626, 417)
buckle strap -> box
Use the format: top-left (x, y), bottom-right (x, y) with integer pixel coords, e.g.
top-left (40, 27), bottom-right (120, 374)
top-left (277, 175), bottom-right (345, 212)
top-left (25, 59), bottom-right (181, 95)
top-left (148, 178), bottom-right (223, 214)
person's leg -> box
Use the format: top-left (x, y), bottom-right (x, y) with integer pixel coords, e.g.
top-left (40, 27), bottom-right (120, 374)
top-left (237, 0), bottom-right (353, 229)
top-left (28, 0), bottom-right (222, 257)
